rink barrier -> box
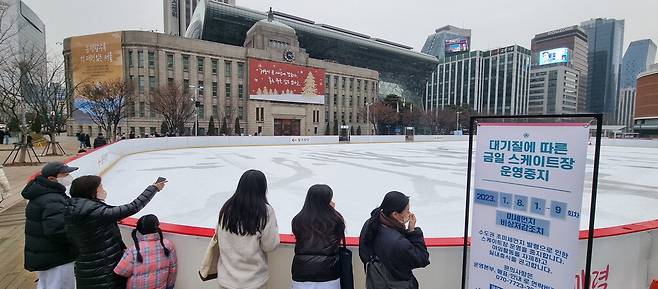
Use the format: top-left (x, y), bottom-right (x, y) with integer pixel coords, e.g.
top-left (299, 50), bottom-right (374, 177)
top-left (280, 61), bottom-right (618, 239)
top-left (32, 136), bottom-right (658, 289)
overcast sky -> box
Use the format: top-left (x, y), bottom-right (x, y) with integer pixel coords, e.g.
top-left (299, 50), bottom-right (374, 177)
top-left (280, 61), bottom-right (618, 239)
top-left (24, 0), bottom-right (658, 58)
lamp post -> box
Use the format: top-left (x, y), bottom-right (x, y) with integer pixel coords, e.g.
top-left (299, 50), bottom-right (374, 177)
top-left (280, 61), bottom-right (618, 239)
top-left (366, 102), bottom-right (372, 135)
top-left (456, 111), bottom-right (462, 132)
top-left (189, 85), bottom-right (203, 136)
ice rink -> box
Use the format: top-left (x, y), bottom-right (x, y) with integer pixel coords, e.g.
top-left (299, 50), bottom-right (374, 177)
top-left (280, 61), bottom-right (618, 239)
top-left (101, 141), bottom-right (658, 237)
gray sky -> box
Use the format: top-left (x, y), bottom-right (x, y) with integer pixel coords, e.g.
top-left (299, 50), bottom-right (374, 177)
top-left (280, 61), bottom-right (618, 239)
top-left (24, 0), bottom-right (658, 58)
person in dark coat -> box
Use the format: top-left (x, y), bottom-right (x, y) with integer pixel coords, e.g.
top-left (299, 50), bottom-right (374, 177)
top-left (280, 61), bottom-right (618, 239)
top-left (359, 191), bottom-right (430, 289)
top-left (92, 133), bottom-right (107, 148)
top-left (84, 133), bottom-right (91, 148)
top-left (22, 162), bottom-right (79, 289)
top-left (65, 175), bottom-right (166, 289)
top-left (291, 184), bottom-right (345, 289)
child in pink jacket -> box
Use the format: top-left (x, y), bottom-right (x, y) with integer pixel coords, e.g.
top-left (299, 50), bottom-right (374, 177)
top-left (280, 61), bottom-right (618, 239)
top-left (114, 214), bottom-right (177, 289)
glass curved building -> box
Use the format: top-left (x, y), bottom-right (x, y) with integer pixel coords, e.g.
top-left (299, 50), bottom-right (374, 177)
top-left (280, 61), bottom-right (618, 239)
top-left (185, 0), bottom-right (438, 101)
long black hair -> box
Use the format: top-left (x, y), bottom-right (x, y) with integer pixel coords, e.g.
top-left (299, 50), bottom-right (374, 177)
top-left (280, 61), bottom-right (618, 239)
top-left (131, 214), bottom-right (170, 263)
top-left (363, 191), bottom-right (409, 244)
top-left (218, 169), bottom-right (269, 236)
top-left (292, 184), bottom-right (345, 242)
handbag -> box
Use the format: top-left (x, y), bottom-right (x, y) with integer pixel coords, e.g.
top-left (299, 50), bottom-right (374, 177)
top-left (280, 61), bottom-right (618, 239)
top-left (365, 256), bottom-right (418, 289)
top-left (338, 236), bottom-right (354, 289)
top-left (199, 228), bottom-right (220, 281)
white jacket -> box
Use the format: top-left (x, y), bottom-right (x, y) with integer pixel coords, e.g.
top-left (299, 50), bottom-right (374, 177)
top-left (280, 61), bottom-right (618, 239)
top-left (0, 166), bottom-right (10, 198)
top-left (217, 204), bottom-right (280, 289)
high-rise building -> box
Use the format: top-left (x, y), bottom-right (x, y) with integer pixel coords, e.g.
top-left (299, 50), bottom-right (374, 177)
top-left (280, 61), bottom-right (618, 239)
top-left (633, 64), bottom-right (658, 137)
top-left (580, 18), bottom-right (625, 124)
top-left (528, 65), bottom-right (579, 115)
top-left (531, 26), bottom-right (588, 112)
top-left (421, 25), bottom-right (471, 60)
top-left (620, 39), bottom-right (656, 89)
top-left (163, 0), bottom-right (236, 36)
top-left (617, 87), bottom-right (636, 130)
top-left (424, 45), bottom-right (531, 115)
top-left (0, 0), bottom-right (46, 58)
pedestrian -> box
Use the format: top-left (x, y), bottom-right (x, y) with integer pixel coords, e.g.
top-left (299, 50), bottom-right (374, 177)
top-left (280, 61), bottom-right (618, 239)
top-left (0, 164), bottom-right (10, 202)
top-left (0, 129), bottom-right (5, 144)
top-left (65, 175), bottom-right (167, 289)
top-left (114, 214), bottom-right (177, 289)
top-left (129, 131), bottom-right (135, 139)
top-left (359, 191), bottom-right (430, 289)
top-left (202, 169), bottom-right (279, 289)
top-left (93, 132), bottom-right (107, 149)
top-left (21, 162), bottom-right (79, 289)
top-left (291, 184), bottom-right (345, 289)
top-left (76, 132), bottom-right (85, 149)
top-left (84, 133), bottom-right (91, 148)
top-left (3, 129), bottom-right (10, 144)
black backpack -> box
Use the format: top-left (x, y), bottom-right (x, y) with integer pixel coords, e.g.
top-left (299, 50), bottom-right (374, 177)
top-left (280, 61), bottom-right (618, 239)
top-left (365, 256), bottom-right (418, 289)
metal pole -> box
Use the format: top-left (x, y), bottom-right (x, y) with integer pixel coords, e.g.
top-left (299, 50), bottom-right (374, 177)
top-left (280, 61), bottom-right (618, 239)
top-left (195, 88), bottom-right (198, 137)
top-left (460, 116), bottom-right (475, 289)
top-left (584, 114), bottom-right (603, 289)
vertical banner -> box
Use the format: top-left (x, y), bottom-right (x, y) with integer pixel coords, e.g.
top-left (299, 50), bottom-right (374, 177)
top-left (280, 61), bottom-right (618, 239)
top-left (468, 123), bottom-right (589, 289)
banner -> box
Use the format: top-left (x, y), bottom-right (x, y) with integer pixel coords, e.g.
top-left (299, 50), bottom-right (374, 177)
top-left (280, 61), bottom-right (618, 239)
top-left (248, 58), bottom-right (325, 104)
top-left (70, 32), bottom-right (124, 86)
top-left (468, 123), bottom-right (590, 289)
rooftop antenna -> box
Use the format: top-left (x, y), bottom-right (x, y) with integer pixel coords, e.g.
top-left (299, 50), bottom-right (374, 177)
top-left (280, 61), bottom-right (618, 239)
top-left (268, 7), bottom-right (274, 22)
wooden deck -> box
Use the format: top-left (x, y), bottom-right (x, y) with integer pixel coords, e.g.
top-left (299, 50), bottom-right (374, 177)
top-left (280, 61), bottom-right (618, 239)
top-left (0, 201), bottom-right (37, 289)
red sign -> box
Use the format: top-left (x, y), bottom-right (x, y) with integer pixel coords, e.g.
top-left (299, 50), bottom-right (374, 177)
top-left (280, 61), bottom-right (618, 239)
top-left (248, 58), bottom-right (325, 104)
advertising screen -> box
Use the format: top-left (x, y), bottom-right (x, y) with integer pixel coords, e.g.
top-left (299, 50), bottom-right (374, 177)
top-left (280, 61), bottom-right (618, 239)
top-left (249, 58), bottom-right (325, 105)
top-left (445, 37), bottom-right (470, 53)
top-left (539, 48), bottom-right (569, 65)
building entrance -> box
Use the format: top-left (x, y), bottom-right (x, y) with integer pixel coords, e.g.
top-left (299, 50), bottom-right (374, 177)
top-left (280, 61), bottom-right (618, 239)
top-left (274, 119), bottom-right (301, 136)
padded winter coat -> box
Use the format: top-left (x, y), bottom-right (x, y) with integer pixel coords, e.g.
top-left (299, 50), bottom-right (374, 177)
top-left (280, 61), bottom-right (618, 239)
top-left (291, 224), bottom-right (343, 282)
top-left (64, 185), bottom-right (158, 289)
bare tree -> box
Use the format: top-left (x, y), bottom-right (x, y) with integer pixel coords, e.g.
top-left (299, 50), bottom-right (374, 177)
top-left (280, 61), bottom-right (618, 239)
top-left (150, 83), bottom-right (195, 136)
top-left (358, 100), bottom-right (398, 134)
top-left (77, 79), bottom-right (135, 142)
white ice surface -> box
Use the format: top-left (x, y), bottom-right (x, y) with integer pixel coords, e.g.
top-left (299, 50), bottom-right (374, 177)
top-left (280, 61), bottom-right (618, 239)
top-left (100, 141), bottom-right (658, 237)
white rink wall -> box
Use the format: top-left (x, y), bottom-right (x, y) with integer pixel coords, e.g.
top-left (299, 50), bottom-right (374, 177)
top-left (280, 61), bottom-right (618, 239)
top-left (64, 136), bottom-right (658, 289)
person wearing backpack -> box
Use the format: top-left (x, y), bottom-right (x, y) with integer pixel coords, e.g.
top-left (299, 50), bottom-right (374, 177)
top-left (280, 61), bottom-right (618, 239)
top-left (358, 191), bottom-right (430, 289)
top-left (114, 214), bottom-right (177, 289)
top-left (291, 184), bottom-right (346, 289)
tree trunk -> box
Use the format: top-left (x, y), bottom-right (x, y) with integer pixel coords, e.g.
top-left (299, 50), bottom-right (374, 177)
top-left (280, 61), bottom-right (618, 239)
top-left (17, 126), bottom-right (28, 163)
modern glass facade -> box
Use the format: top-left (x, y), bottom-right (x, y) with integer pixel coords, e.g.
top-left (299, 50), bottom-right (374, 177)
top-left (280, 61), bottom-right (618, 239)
top-left (421, 25), bottom-right (471, 60)
top-left (620, 39), bottom-right (657, 89)
top-left (425, 45), bottom-right (531, 115)
top-left (0, 0), bottom-right (46, 59)
top-left (580, 18), bottom-right (625, 124)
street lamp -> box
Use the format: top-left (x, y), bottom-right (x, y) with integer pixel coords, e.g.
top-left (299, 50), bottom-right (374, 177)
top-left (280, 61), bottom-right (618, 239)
top-left (366, 102), bottom-right (373, 135)
top-left (456, 111), bottom-right (462, 132)
top-left (189, 85), bottom-right (203, 136)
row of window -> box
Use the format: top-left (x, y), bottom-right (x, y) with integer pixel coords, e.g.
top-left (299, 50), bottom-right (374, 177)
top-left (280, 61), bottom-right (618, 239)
top-left (325, 75), bottom-right (376, 94)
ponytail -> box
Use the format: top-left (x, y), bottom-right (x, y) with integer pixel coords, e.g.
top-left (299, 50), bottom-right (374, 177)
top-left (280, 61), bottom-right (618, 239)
top-left (132, 229), bottom-right (144, 263)
top-left (158, 229), bottom-right (171, 257)
top-left (363, 207), bottom-right (382, 245)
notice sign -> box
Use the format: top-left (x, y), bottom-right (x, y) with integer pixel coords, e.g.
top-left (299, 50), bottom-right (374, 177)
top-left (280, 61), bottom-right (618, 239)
top-left (468, 123), bottom-right (589, 289)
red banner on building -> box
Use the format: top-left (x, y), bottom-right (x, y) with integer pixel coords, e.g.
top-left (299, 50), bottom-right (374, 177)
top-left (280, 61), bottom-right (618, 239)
top-left (248, 58), bottom-right (325, 104)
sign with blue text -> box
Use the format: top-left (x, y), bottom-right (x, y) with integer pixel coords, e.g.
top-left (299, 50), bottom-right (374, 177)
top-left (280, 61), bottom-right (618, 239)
top-left (468, 123), bottom-right (589, 289)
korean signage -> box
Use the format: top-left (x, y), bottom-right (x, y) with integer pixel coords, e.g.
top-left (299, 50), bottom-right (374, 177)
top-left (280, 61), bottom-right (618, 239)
top-left (248, 58), bottom-right (325, 105)
top-left (70, 32), bottom-right (124, 86)
top-left (468, 123), bottom-right (589, 289)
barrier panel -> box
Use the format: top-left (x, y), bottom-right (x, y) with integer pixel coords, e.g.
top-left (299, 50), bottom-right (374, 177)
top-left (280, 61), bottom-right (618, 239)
top-left (58, 136), bottom-right (658, 289)
top-left (349, 135), bottom-right (405, 143)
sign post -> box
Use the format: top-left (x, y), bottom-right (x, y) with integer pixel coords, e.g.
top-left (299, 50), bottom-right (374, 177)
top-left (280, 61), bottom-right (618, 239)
top-left (461, 114), bottom-right (603, 289)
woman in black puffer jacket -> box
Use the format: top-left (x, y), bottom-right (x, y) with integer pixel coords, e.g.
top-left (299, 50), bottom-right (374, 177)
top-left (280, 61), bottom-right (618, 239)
top-left (65, 175), bottom-right (166, 289)
top-left (291, 184), bottom-right (345, 289)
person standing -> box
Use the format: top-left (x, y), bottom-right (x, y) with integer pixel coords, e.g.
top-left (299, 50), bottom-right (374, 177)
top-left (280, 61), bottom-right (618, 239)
top-left (114, 214), bottom-right (177, 289)
top-left (0, 164), bottom-right (10, 203)
top-left (22, 162), bottom-right (79, 289)
top-left (93, 133), bottom-right (107, 149)
top-left (4, 129), bottom-right (11, 144)
top-left (209, 169), bottom-right (279, 289)
top-left (84, 133), bottom-right (91, 148)
top-left (65, 175), bottom-right (166, 289)
top-left (291, 184), bottom-right (345, 289)
top-left (359, 191), bottom-right (430, 289)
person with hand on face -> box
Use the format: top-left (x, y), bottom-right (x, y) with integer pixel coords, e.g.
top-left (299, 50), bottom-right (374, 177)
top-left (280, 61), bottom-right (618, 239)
top-left (359, 191), bottom-right (430, 289)
top-left (65, 176), bottom-right (166, 289)
top-left (22, 162), bottom-right (79, 289)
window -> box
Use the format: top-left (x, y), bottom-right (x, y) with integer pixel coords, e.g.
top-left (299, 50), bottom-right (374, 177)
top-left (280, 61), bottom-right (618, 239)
top-left (238, 84), bottom-right (244, 99)
top-left (166, 53), bottom-right (174, 70)
top-left (198, 104), bottom-right (205, 119)
top-left (198, 81), bottom-right (204, 95)
top-left (255, 107), bottom-right (264, 122)
top-left (212, 105), bottom-right (218, 118)
top-left (225, 106), bottom-right (231, 117)
top-left (238, 107), bottom-right (244, 119)
top-left (197, 57), bottom-right (204, 73)
top-left (167, 77), bottom-right (174, 85)
top-left (130, 102), bottom-right (136, 117)
top-left (183, 79), bottom-right (189, 93)
top-left (225, 84), bottom-right (231, 98)
top-left (128, 50), bottom-right (133, 67)
top-left (237, 62), bottom-right (244, 80)
top-left (138, 76), bottom-right (145, 94)
top-left (224, 61), bottom-right (232, 82)
top-left (212, 82), bottom-right (218, 97)
top-left (150, 127), bottom-right (156, 135)
top-left (148, 52), bottom-right (155, 68)
top-left (150, 102), bottom-right (156, 117)
top-left (182, 55), bottom-right (189, 72)
top-left (212, 59), bottom-right (218, 74)
top-left (139, 101), bottom-right (145, 117)
top-left (138, 51), bottom-right (144, 68)
top-left (139, 127), bottom-right (145, 136)
top-left (149, 76), bottom-right (156, 90)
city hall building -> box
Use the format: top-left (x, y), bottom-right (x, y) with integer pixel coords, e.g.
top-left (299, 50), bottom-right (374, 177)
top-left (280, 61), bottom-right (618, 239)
top-left (63, 12), bottom-right (378, 137)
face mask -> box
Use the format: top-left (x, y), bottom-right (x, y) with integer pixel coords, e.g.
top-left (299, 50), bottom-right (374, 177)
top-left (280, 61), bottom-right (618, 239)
top-left (57, 175), bottom-right (74, 187)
